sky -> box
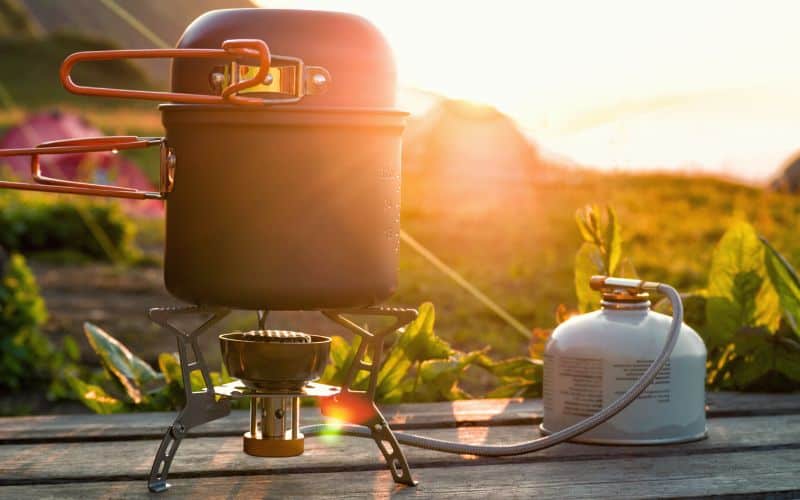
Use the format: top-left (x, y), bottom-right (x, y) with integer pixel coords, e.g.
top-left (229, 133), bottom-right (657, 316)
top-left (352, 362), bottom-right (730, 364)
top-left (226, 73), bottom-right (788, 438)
top-left (259, 0), bottom-right (800, 181)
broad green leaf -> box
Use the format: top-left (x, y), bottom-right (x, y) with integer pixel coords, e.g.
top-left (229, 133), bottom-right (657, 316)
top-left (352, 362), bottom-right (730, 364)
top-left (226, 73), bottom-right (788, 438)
top-left (479, 355), bottom-right (543, 398)
top-left (83, 322), bottom-right (164, 403)
top-left (774, 343), bottom-right (800, 383)
top-left (705, 222), bottom-right (781, 347)
top-left (378, 303), bottom-right (452, 391)
top-left (68, 376), bottom-right (126, 414)
top-left (574, 242), bottom-right (604, 313)
top-left (762, 237), bottom-right (800, 338)
top-left (393, 303), bottom-right (452, 363)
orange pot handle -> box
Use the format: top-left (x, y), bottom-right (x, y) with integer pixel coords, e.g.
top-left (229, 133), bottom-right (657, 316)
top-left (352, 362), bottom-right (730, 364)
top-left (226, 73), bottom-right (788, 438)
top-left (0, 136), bottom-right (174, 199)
top-left (59, 39), bottom-right (272, 106)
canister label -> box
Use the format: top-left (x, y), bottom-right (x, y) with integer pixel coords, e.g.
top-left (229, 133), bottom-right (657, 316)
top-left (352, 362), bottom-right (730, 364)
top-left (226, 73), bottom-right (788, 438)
top-left (544, 355), bottom-right (672, 418)
top-left (543, 351), bottom-right (705, 442)
top-left (610, 359), bottom-right (671, 403)
top-left (543, 355), bottom-right (603, 417)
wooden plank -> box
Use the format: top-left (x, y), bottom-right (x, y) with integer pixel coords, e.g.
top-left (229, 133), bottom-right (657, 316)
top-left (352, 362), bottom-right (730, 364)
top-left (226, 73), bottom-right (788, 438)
top-left (1, 392), bottom-right (798, 442)
top-left (0, 448), bottom-right (797, 499)
top-left (0, 415), bottom-right (797, 484)
top-left (704, 391), bottom-right (800, 416)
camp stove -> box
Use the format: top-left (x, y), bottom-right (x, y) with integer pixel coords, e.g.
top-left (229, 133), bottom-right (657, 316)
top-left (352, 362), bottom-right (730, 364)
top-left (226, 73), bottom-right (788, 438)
top-left (146, 305), bottom-right (418, 493)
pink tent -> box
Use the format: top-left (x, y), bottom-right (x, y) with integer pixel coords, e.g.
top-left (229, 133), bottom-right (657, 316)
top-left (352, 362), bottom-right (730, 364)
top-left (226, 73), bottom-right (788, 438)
top-left (0, 111), bottom-right (163, 217)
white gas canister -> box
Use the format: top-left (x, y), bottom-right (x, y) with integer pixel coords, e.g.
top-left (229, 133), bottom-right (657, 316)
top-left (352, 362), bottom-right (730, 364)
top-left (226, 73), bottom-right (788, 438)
top-left (541, 285), bottom-right (707, 444)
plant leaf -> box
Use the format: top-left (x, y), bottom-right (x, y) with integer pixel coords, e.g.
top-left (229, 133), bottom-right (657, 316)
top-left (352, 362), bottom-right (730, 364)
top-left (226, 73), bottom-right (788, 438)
top-left (482, 355), bottom-right (544, 398)
top-left (410, 350), bottom-right (487, 402)
top-left (762, 237), bottom-right (800, 338)
top-left (393, 302), bottom-right (452, 363)
top-left (705, 222), bottom-right (781, 348)
top-left (377, 302), bottom-right (452, 397)
top-left (319, 335), bottom-right (362, 389)
top-left (83, 322), bottom-right (163, 403)
top-left (68, 376), bottom-right (127, 414)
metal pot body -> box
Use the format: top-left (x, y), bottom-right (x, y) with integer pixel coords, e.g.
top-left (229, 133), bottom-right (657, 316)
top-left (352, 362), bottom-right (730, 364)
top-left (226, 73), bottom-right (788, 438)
top-left (541, 306), bottom-right (707, 444)
top-left (0, 8), bottom-right (407, 310)
top-left (161, 105), bottom-right (405, 310)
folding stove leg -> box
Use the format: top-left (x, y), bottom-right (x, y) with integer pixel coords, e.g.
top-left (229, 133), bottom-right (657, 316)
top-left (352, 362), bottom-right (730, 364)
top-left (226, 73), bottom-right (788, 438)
top-left (323, 307), bottom-right (419, 486)
top-left (146, 306), bottom-right (231, 493)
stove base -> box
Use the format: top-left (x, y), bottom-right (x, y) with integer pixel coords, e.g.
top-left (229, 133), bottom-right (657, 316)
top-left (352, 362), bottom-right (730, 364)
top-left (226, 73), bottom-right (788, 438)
top-left (145, 305), bottom-right (419, 493)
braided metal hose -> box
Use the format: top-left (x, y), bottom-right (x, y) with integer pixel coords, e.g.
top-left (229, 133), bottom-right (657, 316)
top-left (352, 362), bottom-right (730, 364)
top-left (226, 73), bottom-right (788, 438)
top-left (301, 282), bottom-right (683, 456)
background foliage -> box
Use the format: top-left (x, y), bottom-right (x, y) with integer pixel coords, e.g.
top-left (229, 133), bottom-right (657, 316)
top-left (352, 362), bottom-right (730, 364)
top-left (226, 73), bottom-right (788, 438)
top-left (4, 199), bottom-right (798, 416)
top-left (0, 250), bottom-right (81, 414)
top-left (0, 193), bottom-right (138, 262)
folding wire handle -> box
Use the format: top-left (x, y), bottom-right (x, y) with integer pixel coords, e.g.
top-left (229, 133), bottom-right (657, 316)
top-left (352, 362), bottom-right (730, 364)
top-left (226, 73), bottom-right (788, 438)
top-left (60, 39), bottom-right (273, 105)
top-left (0, 136), bottom-right (174, 199)
top-left (59, 38), bottom-right (329, 105)
top-left (0, 39), bottom-right (331, 199)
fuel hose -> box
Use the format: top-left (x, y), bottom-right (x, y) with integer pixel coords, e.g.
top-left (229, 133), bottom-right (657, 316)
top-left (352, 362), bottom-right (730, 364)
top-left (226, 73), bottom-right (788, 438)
top-left (300, 281), bottom-right (684, 456)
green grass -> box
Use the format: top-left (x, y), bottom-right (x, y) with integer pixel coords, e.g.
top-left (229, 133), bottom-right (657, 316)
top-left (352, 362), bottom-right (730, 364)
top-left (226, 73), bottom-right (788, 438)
top-left (392, 170), bottom-right (800, 359)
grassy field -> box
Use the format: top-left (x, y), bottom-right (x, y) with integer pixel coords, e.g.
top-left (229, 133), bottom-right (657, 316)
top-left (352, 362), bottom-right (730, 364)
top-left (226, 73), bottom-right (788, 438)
top-left (396, 169), bottom-right (799, 358)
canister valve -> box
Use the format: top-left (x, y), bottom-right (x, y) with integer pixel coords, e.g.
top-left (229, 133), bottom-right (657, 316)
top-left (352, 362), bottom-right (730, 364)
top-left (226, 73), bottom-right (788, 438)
top-left (590, 275), bottom-right (661, 293)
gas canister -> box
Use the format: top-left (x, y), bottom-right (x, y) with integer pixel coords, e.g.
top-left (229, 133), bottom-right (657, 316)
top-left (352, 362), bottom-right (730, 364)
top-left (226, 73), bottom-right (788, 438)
top-left (541, 277), bottom-right (707, 444)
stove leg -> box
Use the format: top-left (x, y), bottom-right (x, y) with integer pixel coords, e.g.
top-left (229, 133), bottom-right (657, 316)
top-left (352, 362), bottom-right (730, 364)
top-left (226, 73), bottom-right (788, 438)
top-left (323, 306), bottom-right (419, 486)
top-left (146, 306), bottom-right (231, 493)
top-left (367, 409), bottom-right (417, 486)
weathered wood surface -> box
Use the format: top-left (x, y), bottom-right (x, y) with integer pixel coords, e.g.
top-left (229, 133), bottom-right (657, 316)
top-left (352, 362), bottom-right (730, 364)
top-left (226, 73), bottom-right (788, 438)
top-left (0, 394), bottom-right (798, 498)
top-left (0, 415), bottom-right (797, 483)
top-left (0, 449), bottom-right (798, 499)
top-left (1, 392), bottom-right (798, 442)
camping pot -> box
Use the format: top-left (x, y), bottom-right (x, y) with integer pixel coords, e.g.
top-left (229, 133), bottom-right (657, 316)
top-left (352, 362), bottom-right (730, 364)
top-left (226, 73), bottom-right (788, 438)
top-left (0, 9), bottom-right (406, 311)
top-left (541, 282), bottom-right (707, 444)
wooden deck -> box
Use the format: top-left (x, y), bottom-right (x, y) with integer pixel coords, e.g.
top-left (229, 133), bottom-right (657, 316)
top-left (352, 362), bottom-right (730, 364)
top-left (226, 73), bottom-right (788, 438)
top-left (0, 392), bottom-right (798, 498)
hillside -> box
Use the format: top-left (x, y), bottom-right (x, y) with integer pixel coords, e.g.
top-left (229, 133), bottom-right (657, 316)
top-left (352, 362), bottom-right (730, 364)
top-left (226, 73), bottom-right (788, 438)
top-left (404, 99), bottom-right (561, 213)
top-left (0, 32), bottom-right (150, 108)
top-left (15, 0), bottom-right (255, 85)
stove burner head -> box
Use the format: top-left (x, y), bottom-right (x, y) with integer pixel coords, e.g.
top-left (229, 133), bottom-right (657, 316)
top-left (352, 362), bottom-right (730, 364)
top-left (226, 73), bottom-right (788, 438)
top-left (240, 330), bottom-right (312, 344)
top-left (219, 330), bottom-right (330, 391)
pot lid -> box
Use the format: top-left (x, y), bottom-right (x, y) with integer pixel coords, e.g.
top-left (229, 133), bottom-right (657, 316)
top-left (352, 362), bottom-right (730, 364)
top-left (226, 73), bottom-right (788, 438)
top-left (171, 9), bottom-right (398, 110)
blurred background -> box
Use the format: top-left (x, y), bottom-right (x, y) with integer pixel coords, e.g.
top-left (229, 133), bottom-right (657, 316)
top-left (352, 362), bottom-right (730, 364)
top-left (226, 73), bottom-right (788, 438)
top-left (1, 0), bottom-right (799, 413)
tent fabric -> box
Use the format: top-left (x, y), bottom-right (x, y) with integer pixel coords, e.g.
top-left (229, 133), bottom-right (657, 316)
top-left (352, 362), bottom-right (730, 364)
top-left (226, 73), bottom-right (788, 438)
top-left (0, 111), bottom-right (163, 217)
